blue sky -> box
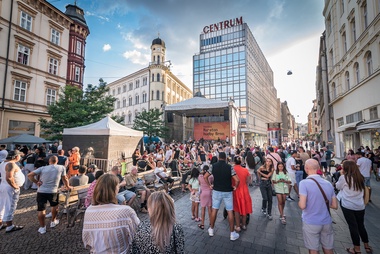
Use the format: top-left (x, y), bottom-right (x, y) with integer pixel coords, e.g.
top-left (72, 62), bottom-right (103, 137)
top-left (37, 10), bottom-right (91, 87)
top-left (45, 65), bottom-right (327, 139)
top-left (48, 0), bottom-right (325, 124)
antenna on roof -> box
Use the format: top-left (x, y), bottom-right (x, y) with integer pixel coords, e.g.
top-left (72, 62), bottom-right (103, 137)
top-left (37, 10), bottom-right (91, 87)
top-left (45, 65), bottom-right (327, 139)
top-left (158, 32), bottom-right (160, 38)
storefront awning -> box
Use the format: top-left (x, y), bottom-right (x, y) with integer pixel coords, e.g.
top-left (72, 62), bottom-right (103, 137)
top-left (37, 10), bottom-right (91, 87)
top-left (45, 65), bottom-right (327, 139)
top-left (356, 120), bottom-right (380, 131)
top-left (336, 121), bottom-right (362, 132)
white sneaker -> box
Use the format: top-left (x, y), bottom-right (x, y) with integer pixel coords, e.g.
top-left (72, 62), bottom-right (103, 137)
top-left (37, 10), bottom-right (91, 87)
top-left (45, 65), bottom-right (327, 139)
top-left (45, 212), bottom-right (52, 218)
top-left (208, 227), bottom-right (214, 237)
top-left (38, 226), bottom-right (46, 234)
top-left (50, 219), bottom-right (59, 228)
top-left (230, 231), bottom-right (240, 241)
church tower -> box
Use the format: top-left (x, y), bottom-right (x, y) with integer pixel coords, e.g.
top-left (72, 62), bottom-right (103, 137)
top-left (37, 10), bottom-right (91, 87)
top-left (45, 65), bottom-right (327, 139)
top-left (149, 37), bottom-right (169, 110)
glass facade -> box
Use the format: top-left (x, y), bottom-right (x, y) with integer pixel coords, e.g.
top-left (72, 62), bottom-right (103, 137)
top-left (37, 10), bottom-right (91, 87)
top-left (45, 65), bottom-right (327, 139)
top-left (194, 21), bottom-right (278, 143)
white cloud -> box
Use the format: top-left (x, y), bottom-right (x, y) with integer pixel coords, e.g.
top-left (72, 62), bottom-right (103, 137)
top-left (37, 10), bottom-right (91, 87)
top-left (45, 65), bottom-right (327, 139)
top-left (103, 44), bottom-right (111, 52)
top-left (85, 11), bottom-right (110, 22)
top-left (117, 23), bottom-right (123, 29)
top-left (121, 32), bottom-right (149, 50)
top-left (122, 50), bottom-right (150, 65)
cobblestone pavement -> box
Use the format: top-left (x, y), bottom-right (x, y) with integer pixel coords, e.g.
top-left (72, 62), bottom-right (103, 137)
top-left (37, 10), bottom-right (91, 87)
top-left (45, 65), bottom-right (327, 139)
top-left (1, 163), bottom-right (380, 254)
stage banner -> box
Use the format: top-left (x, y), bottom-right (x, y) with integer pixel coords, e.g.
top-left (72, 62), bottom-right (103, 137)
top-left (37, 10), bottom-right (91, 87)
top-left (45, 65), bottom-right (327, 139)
top-left (194, 122), bottom-right (230, 141)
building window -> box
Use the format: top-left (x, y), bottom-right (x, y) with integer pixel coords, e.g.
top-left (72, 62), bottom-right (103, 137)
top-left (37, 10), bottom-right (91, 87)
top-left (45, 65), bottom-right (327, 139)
top-left (142, 92), bottom-right (147, 103)
top-left (157, 73), bottom-right (161, 82)
top-left (135, 94), bottom-right (139, 104)
top-left (135, 80), bottom-right (140, 88)
top-left (340, 0), bottom-right (344, 14)
top-left (76, 41), bottom-right (82, 55)
top-left (157, 55), bottom-right (160, 64)
top-left (329, 49), bottom-right (334, 67)
top-left (20, 11), bottom-right (32, 31)
top-left (128, 96), bottom-right (132, 106)
top-left (128, 112), bottom-right (132, 123)
top-left (46, 88), bottom-right (56, 106)
top-left (123, 85), bottom-right (127, 93)
top-left (135, 110), bottom-right (139, 118)
top-left (326, 14), bottom-right (332, 35)
top-left (117, 100), bottom-right (120, 109)
top-left (346, 111), bottom-right (363, 123)
top-left (48, 58), bottom-right (59, 75)
top-left (143, 77), bottom-right (147, 86)
top-left (362, 2), bottom-right (368, 29)
top-left (8, 120), bottom-right (35, 136)
top-left (112, 89), bottom-right (115, 96)
top-left (162, 91), bottom-right (165, 101)
top-left (342, 32), bottom-right (347, 53)
top-left (156, 90), bottom-right (160, 100)
top-left (129, 83), bottom-right (133, 90)
top-left (354, 62), bottom-right (360, 85)
top-left (345, 71), bottom-right (350, 90)
top-left (366, 51), bottom-right (373, 76)
top-left (151, 90), bottom-right (154, 100)
top-left (332, 82), bottom-right (336, 99)
top-left (17, 45), bottom-right (30, 65)
top-left (122, 98), bottom-right (126, 107)
top-left (152, 73), bottom-right (154, 82)
top-left (351, 19), bottom-right (356, 42)
top-left (117, 87), bottom-right (121, 94)
top-left (75, 66), bottom-right (80, 82)
top-left (370, 107), bottom-right (378, 120)
top-left (51, 28), bottom-right (60, 45)
top-left (14, 80), bottom-right (27, 102)
top-left (337, 117), bottom-right (344, 127)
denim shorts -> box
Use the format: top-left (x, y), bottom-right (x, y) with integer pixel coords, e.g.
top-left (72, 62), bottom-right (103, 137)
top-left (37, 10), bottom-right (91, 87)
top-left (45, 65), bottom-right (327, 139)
top-left (364, 177), bottom-right (371, 187)
top-left (212, 190), bottom-right (233, 211)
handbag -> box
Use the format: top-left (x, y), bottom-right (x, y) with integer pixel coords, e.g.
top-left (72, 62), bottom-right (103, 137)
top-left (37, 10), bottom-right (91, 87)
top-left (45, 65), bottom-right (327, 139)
top-left (309, 177), bottom-right (330, 215)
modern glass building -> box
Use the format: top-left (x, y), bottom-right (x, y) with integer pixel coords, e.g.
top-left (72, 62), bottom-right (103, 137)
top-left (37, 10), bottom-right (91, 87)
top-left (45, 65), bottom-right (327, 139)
top-left (193, 17), bottom-right (280, 145)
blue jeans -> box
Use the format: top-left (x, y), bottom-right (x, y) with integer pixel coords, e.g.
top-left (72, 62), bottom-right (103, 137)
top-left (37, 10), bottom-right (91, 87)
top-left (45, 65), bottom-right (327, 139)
top-left (296, 170), bottom-right (304, 187)
top-left (117, 190), bottom-right (136, 204)
top-left (212, 190), bottom-right (233, 211)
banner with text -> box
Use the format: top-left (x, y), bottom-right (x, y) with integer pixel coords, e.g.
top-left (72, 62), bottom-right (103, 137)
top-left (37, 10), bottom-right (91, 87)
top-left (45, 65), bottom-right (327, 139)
top-left (194, 122), bottom-right (230, 141)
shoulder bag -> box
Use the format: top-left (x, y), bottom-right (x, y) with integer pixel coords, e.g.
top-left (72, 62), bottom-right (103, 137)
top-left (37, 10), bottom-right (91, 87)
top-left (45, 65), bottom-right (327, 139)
top-left (308, 177), bottom-right (330, 215)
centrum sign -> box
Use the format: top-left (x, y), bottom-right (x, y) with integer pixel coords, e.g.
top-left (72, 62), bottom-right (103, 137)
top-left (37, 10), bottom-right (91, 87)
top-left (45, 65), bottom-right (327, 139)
top-left (203, 16), bottom-right (243, 34)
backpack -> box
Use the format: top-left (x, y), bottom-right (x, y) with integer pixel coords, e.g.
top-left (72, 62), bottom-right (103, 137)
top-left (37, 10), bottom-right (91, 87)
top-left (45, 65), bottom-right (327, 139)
top-left (325, 150), bottom-right (332, 160)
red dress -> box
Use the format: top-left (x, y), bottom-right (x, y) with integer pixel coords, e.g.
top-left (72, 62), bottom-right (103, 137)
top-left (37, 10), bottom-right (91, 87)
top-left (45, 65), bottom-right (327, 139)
top-left (233, 165), bottom-right (253, 215)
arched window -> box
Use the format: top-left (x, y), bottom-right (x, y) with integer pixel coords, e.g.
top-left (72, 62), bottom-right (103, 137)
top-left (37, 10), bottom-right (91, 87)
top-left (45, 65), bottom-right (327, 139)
top-left (162, 91), bottom-right (164, 101)
top-left (117, 99), bottom-right (120, 109)
top-left (142, 92), bottom-right (147, 103)
top-left (157, 73), bottom-right (160, 82)
top-left (331, 82), bottom-right (336, 99)
top-left (157, 55), bottom-right (160, 64)
top-left (135, 94), bottom-right (139, 104)
top-left (366, 51), bottom-right (372, 76)
top-left (345, 71), bottom-right (350, 90)
top-left (354, 62), bottom-right (360, 85)
top-left (151, 90), bottom-right (154, 100)
top-left (153, 56), bottom-right (155, 62)
top-left (128, 96), bottom-right (132, 106)
top-left (122, 98), bottom-right (126, 107)
top-left (152, 73), bottom-right (154, 82)
top-left (128, 111), bottom-right (132, 123)
top-left (135, 110), bottom-right (139, 118)
top-left (156, 90), bottom-right (160, 100)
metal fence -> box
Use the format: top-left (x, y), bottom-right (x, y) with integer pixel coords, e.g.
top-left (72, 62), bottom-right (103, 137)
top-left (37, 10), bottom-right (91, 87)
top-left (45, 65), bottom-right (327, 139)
top-left (80, 157), bottom-right (133, 173)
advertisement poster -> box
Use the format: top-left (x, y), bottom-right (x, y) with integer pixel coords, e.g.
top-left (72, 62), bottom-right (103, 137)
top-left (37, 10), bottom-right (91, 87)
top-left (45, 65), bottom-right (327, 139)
top-left (194, 122), bottom-right (230, 141)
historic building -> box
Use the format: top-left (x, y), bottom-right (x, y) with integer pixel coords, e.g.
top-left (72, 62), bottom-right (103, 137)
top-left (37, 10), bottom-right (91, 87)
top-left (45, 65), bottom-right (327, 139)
top-left (193, 17), bottom-right (281, 146)
top-left (108, 37), bottom-right (192, 127)
top-left (320, 0), bottom-right (380, 157)
top-left (0, 0), bottom-right (89, 139)
top-left (280, 101), bottom-right (296, 142)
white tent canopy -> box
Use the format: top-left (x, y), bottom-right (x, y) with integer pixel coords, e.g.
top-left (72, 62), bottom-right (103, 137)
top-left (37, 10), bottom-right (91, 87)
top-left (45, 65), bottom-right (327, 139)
top-left (165, 96), bottom-right (229, 111)
top-left (63, 116), bottom-right (143, 136)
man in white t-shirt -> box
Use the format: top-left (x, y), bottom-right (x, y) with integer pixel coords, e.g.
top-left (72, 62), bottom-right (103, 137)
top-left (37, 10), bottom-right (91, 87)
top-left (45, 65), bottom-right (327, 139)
top-left (164, 145), bottom-right (173, 168)
top-left (154, 161), bottom-right (174, 193)
top-left (285, 150), bottom-right (299, 201)
top-left (356, 151), bottom-right (372, 201)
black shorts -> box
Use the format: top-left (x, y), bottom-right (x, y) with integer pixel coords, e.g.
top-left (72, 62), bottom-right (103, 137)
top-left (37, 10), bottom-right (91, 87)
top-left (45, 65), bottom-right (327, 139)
top-left (37, 192), bottom-right (59, 211)
top-left (159, 177), bottom-right (174, 184)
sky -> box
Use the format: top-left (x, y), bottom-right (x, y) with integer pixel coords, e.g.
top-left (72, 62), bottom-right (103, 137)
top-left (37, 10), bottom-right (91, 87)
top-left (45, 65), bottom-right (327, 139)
top-left (48, 0), bottom-right (325, 124)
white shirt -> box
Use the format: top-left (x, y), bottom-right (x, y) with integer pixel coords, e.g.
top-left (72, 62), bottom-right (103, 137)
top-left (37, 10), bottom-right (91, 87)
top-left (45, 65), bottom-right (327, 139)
top-left (154, 167), bottom-right (167, 181)
top-left (164, 150), bottom-right (172, 162)
top-left (336, 175), bottom-right (365, 210)
top-left (357, 157), bottom-right (372, 177)
top-left (286, 156), bottom-right (296, 174)
top-left (0, 149), bottom-right (8, 163)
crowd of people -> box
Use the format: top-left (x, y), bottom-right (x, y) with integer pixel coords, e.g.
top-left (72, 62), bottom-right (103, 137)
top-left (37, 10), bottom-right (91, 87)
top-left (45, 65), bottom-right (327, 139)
top-left (0, 139), bottom-right (378, 253)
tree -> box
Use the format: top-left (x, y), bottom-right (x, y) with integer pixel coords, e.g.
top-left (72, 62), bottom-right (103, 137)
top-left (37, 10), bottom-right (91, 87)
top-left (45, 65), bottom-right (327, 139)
top-left (39, 78), bottom-right (116, 140)
top-left (133, 108), bottom-right (168, 139)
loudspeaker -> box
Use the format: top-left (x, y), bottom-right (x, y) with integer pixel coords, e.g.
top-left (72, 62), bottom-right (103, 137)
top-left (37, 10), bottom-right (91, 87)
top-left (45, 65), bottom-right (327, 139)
top-left (167, 112), bottom-right (173, 122)
top-left (224, 109), bottom-right (229, 121)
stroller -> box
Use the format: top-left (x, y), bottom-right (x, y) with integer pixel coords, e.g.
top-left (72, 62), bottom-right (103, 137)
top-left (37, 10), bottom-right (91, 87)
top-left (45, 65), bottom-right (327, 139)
top-left (137, 159), bottom-right (148, 172)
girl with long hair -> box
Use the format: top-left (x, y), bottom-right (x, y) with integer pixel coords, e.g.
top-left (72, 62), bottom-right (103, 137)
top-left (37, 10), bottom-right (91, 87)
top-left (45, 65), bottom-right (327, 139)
top-left (131, 191), bottom-right (185, 253)
top-left (188, 167), bottom-right (200, 221)
top-left (272, 162), bottom-right (291, 224)
top-left (82, 174), bottom-right (140, 254)
top-left (198, 165), bottom-right (213, 230)
top-left (336, 160), bottom-right (372, 254)
top-left (245, 150), bottom-right (256, 186)
top-left (258, 158), bottom-right (274, 220)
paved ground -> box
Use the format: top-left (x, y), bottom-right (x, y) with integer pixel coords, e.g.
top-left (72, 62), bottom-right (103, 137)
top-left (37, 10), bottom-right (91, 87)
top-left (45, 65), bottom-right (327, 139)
top-left (1, 161), bottom-right (379, 254)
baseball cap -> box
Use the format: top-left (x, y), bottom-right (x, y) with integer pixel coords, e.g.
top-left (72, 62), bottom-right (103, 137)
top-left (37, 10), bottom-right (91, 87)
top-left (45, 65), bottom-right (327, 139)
top-left (88, 164), bottom-right (98, 170)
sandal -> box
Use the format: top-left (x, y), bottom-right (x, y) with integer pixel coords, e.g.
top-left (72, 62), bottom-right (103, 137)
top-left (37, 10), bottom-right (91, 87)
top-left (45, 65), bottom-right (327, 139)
top-left (280, 217), bottom-right (287, 225)
top-left (195, 218), bottom-right (201, 222)
top-left (5, 225), bottom-right (24, 233)
top-left (241, 225), bottom-right (247, 230)
top-left (191, 216), bottom-right (195, 220)
top-left (365, 246), bottom-right (373, 253)
top-left (198, 224), bottom-right (204, 230)
top-left (346, 247), bottom-right (361, 254)
top-left (234, 226), bottom-right (241, 232)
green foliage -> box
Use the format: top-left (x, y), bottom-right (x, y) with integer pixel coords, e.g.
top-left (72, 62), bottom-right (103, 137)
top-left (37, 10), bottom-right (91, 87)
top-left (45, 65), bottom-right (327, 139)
top-left (39, 79), bottom-right (116, 140)
top-left (133, 108), bottom-right (168, 139)
top-left (111, 115), bottom-right (125, 124)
